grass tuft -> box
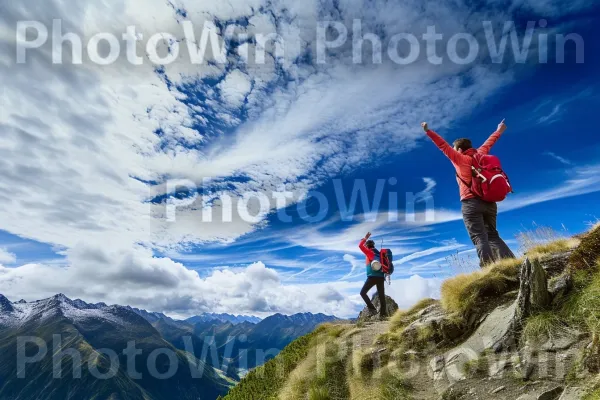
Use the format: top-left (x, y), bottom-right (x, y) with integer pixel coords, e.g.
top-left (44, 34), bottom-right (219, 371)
top-left (517, 225), bottom-right (570, 254)
top-left (308, 386), bottom-right (330, 400)
top-left (440, 257), bottom-right (521, 315)
top-left (584, 387), bottom-right (600, 400)
top-left (569, 225), bottom-right (600, 271)
top-left (526, 238), bottom-right (580, 258)
top-left (319, 323), bottom-right (348, 339)
top-left (462, 356), bottom-right (489, 378)
top-left (441, 387), bottom-right (468, 400)
top-left (563, 264), bottom-right (600, 338)
top-left (379, 370), bottom-right (412, 400)
top-left (522, 311), bottom-right (566, 344)
top-left (389, 298), bottom-right (437, 331)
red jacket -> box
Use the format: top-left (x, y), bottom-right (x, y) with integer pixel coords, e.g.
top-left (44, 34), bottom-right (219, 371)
top-left (426, 130), bottom-right (503, 201)
top-left (359, 238), bottom-right (384, 277)
top-left (359, 238), bottom-right (375, 264)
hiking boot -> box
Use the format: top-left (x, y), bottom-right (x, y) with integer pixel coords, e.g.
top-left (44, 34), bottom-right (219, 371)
top-left (367, 308), bottom-right (378, 317)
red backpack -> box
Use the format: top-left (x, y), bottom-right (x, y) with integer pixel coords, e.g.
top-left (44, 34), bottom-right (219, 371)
top-left (459, 153), bottom-right (512, 203)
top-left (380, 249), bottom-right (394, 275)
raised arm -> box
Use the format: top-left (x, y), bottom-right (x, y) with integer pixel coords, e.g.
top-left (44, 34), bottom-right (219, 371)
top-left (421, 122), bottom-right (471, 166)
top-left (478, 119), bottom-right (507, 155)
top-left (359, 232), bottom-right (375, 260)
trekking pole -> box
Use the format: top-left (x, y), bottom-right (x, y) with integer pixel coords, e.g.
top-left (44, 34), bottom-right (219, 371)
top-left (381, 237), bottom-right (392, 285)
top-left (472, 166), bottom-right (488, 183)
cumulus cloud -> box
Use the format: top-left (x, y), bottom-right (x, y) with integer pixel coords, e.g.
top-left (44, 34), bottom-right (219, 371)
top-left (386, 275), bottom-right (444, 309)
top-left (0, 248), bottom-right (359, 317)
top-left (0, 249), bottom-right (16, 265)
top-left (218, 70), bottom-right (253, 109)
top-left (345, 274), bottom-right (444, 313)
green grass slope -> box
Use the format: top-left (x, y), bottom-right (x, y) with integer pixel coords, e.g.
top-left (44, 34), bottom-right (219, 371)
top-left (222, 225), bottom-right (600, 399)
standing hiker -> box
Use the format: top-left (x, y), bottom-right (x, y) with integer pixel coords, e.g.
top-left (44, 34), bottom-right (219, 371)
top-left (422, 120), bottom-right (516, 267)
top-left (358, 232), bottom-right (387, 318)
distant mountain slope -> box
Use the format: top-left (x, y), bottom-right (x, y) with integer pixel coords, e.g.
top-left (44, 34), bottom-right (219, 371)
top-left (0, 294), bottom-right (232, 400)
top-left (149, 310), bottom-right (341, 376)
top-left (129, 306), bottom-right (179, 325)
top-left (234, 312), bottom-right (341, 371)
top-left (136, 308), bottom-right (340, 376)
top-left (186, 313), bottom-right (262, 325)
top-left (0, 293), bottom-right (342, 400)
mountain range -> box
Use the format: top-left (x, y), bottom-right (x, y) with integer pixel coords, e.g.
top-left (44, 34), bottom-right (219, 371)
top-left (129, 307), bottom-right (262, 326)
top-left (185, 313), bottom-right (262, 325)
top-left (0, 293), bottom-right (340, 400)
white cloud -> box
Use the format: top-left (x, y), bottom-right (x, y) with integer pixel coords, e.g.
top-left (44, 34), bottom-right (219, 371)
top-left (0, 248), bottom-right (16, 265)
top-left (0, 0), bottom-right (512, 255)
top-left (394, 241), bottom-right (467, 265)
top-left (501, 163), bottom-right (600, 213)
top-left (387, 275), bottom-right (444, 310)
top-left (511, 0), bottom-right (593, 16)
top-left (0, 247), bottom-right (360, 317)
top-left (347, 274), bottom-right (444, 311)
top-left (0, 0), bottom-right (592, 316)
top-left (543, 151), bottom-right (573, 166)
top-left (534, 89), bottom-right (592, 126)
top-left (538, 105), bottom-right (562, 124)
top-left (218, 70), bottom-right (253, 109)
top-left (340, 254), bottom-right (364, 281)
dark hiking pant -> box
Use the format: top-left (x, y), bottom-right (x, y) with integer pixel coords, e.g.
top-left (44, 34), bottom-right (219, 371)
top-left (462, 198), bottom-right (515, 267)
top-left (360, 277), bottom-right (387, 317)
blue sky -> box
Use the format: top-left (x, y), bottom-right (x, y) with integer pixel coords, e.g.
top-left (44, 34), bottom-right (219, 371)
top-left (1, 0), bottom-right (599, 318)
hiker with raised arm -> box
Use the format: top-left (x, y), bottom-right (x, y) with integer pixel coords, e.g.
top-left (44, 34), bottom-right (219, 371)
top-left (358, 232), bottom-right (388, 319)
top-left (422, 120), bottom-right (515, 267)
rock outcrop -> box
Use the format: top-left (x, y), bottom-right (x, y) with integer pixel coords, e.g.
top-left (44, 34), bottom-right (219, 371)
top-left (497, 258), bottom-right (551, 351)
top-left (548, 272), bottom-right (573, 306)
top-left (357, 295), bottom-right (398, 323)
top-left (433, 257), bottom-right (567, 392)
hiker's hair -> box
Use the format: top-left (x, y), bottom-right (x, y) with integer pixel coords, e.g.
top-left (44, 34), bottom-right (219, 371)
top-left (365, 240), bottom-right (375, 249)
top-left (453, 138), bottom-right (473, 152)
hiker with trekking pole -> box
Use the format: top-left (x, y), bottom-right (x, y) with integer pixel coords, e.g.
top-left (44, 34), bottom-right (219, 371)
top-left (358, 232), bottom-right (395, 319)
top-left (422, 120), bottom-right (516, 267)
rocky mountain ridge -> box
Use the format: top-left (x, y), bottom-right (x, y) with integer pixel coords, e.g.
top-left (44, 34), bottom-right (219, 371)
top-left (0, 292), bottom-right (341, 400)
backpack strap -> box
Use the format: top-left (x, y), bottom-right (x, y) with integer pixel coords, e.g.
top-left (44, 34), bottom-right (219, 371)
top-left (456, 173), bottom-right (471, 188)
top-left (456, 152), bottom-right (480, 194)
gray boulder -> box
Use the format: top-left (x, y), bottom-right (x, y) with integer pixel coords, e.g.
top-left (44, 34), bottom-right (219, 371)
top-left (537, 386), bottom-right (564, 400)
top-left (548, 273), bottom-right (573, 305)
top-left (558, 387), bottom-right (585, 400)
top-left (538, 251), bottom-right (571, 278)
top-left (357, 295), bottom-right (398, 323)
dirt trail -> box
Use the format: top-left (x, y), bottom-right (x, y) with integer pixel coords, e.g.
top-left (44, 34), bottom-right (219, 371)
top-left (355, 321), bottom-right (390, 348)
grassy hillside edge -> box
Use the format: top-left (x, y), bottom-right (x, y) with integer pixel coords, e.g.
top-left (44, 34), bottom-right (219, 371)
top-left (219, 325), bottom-right (337, 400)
top-left (223, 224), bottom-right (600, 399)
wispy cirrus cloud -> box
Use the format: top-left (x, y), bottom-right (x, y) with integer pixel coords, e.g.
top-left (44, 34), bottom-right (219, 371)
top-left (534, 89), bottom-right (594, 125)
top-left (394, 240), bottom-right (467, 265)
top-left (501, 162), bottom-right (600, 213)
top-left (543, 151), bottom-right (573, 166)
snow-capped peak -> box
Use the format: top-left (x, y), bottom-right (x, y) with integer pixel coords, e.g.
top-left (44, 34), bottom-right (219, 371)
top-left (0, 293), bottom-right (134, 329)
